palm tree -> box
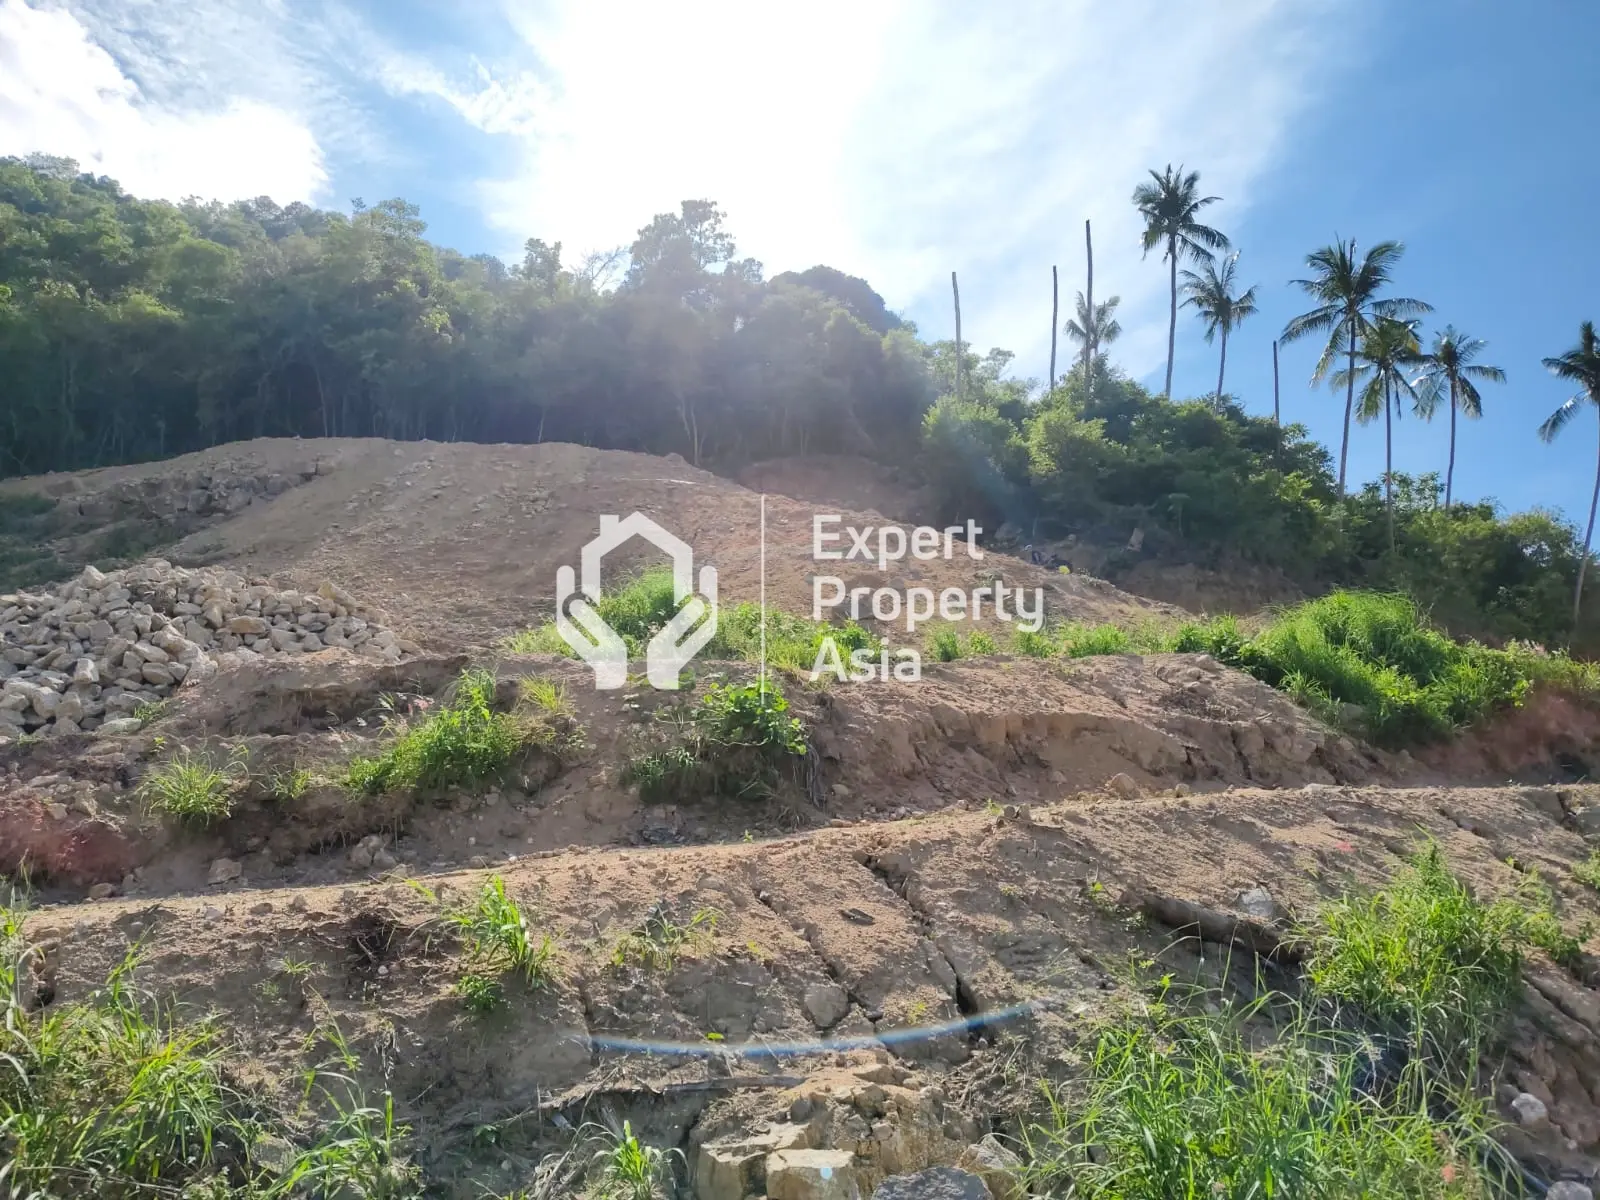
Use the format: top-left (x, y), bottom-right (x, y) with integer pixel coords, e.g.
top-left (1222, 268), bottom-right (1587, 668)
top-left (1538, 321), bottom-right (1600, 631)
top-left (1280, 239), bottom-right (1431, 495)
top-left (1334, 317), bottom-right (1421, 549)
top-left (1411, 327), bottom-right (1505, 508)
top-left (1132, 165), bottom-right (1229, 398)
top-left (1180, 252), bottom-right (1258, 403)
top-left (1063, 291), bottom-right (1122, 362)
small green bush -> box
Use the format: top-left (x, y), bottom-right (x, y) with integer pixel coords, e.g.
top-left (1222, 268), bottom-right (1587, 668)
top-left (1304, 844), bottom-right (1526, 1065)
top-left (1576, 851), bottom-right (1600, 892)
top-left (345, 669), bottom-right (525, 794)
top-left (141, 748), bottom-right (247, 823)
top-left (442, 875), bottom-right (557, 989)
top-left (623, 680), bottom-right (807, 803)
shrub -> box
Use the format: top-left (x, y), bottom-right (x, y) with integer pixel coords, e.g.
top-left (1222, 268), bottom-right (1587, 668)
top-left (1576, 851), bottom-right (1600, 892)
top-left (441, 875), bottom-right (557, 989)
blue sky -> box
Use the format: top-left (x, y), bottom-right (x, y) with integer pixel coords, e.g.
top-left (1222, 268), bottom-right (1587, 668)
top-left (2, 0), bottom-right (1597, 526)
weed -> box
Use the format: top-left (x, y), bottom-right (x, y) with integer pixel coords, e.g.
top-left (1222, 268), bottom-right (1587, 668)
top-left (1576, 851), bottom-right (1600, 892)
top-left (1012, 626), bottom-right (1056, 658)
top-left (521, 676), bottom-right (573, 718)
top-left (132, 697), bottom-right (172, 725)
top-left (584, 1119), bottom-right (681, 1200)
top-left (266, 764), bottom-right (313, 802)
top-left (611, 906), bottom-right (717, 971)
top-left (965, 628), bottom-right (998, 655)
top-left (442, 875), bottom-right (557, 988)
top-left (1304, 843), bottom-right (1526, 1067)
top-left (1017, 988), bottom-right (1502, 1199)
top-left (623, 679), bottom-right (807, 803)
top-left (456, 972), bottom-right (504, 1014)
top-left (501, 623), bottom-right (574, 657)
top-left (345, 668), bottom-right (528, 794)
top-left (928, 627), bottom-right (963, 662)
top-left (140, 746), bottom-right (248, 823)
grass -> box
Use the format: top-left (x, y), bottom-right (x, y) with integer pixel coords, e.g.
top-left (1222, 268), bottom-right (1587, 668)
top-left (0, 892), bottom-right (419, 1198)
top-left (455, 972), bottom-right (504, 1014)
top-left (611, 906), bottom-right (718, 971)
top-left (1018, 989), bottom-right (1505, 1200)
top-left (440, 875), bottom-right (557, 989)
top-left (1575, 851), bottom-right (1600, 892)
top-left (501, 567), bottom-right (880, 674)
top-left (140, 747), bottom-right (249, 824)
top-left (344, 669), bottom-right (529, 794)
top-left (622, 679), bottom-right (807, 803)
top-left (583, 1120), bottom-right (680, 1200)
top-left (265, 765), bottom-right (312, 802)
top-left (1303, 844), bottom-right (1535, 1069)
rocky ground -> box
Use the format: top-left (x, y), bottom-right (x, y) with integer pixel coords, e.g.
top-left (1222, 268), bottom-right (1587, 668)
top-left (3, 438), bottom-right (1600, 1199)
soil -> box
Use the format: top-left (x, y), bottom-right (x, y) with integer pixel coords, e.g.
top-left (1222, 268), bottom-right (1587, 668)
top-left (4, 437), bottom-right (1600, 1198)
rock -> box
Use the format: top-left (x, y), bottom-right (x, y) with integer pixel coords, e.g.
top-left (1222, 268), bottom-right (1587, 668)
top-left (1106, 772), bottom-right (1140, 801)
top-left (80, 565), bottom-right (107, 588)
top-left (206, 857), bottom-right (243, 885)
top-left (88, 882), bottom-right (116, 901)
top-left (348, 835), bottom-right (388, 871)
top-left (1172, 781), bottom-right (1191, 797)
top-left (1238, 887), bottom-right (1278, 921)
top-left (140, 663), bottom-right (175, 685)
top-left (956, 1136), bottom-right (1022, 1200)
top-left (53, 691), bottom-right (84, 723)
top-left (225, 616), bottom-right (270, 635)
top-left (695, 1142), bottom-right (768, 1200)
top-left (1547, 1185), bottom-right (1595, 1200)
top-left (1510, 1092), bottom-right (1549, 1126)
top-left (1574, 806), bottom-right (1600, 837)
top-left (203, 905), bottom-right (225, 922)
top-left (96, 717), bottom-right (143, 735)
top-left (765, 1149), bottom-right (859, 1200)
top-left (803, 982), bottom-right (851, 1029)
top-left (873, 1167), bottom-right (994, 1199)
top-left (71, 657), bottom-right (99, 684)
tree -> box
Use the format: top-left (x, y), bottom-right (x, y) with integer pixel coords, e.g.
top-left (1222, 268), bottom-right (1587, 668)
top-left (1180, 252), bottom-right (1258, 404)
top-left (1280, 239), bottom-right (1431, 496)
top-left (1334, 316), bottom-right (1421, 549)
top-left (1538, 320), bottom-right (1600, 631)
top-left (1411, 326), bottom-right (1504, 508)
top-left (1063, 292), bottom-right (1122, 357)
top-left (1132, 165), bottom-right (1229, 398)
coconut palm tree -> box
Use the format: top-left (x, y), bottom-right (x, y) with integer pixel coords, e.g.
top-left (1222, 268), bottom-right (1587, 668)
top-left (1538, 321), bottom-right (1600, 631)
top-left (1063, 291), bottom-right (1122, 360)
top-left (1333, 317), bottom-right (1421, 550)
top-left (1280, 239), bottom-right (1431, 496)
top-left (1411, 327), bottom-right (1505, 509)
top-left (1132, 165), bottom-right (1229, 399)
top-left (1180, 252), bottom-right (1258, 404)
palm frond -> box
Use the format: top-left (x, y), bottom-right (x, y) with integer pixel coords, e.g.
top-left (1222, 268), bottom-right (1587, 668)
top-left (1539, 397), bottom-right (1584, 443)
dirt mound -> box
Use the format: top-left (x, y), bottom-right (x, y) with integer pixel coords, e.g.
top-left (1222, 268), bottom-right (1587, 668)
top-left (2, 438), bottom-right (1180, 651)
top-left (24, 781), bottom-right (1600, 1195)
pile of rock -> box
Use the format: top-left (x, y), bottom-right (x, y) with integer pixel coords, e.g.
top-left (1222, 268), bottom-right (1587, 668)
top-left (1, 559), bottom-right (413, 738)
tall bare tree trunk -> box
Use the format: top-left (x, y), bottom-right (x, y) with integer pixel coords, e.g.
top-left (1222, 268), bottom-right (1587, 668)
top-left (951, 271), bottom-right (963, 401)
top-left (1049, 265), bottom-right (1058, 393)
top-left (1445, 376), bottom-right (1458, 508)
top-left (1216, 328), bottom-right (1227, 404)
top-left (1164, 236), bottom-right (1177, 399)
top-left (1084, 220), bottom-right (1095, 396)
top-left (1338, 319), bottom-right (1356, 497)
top-left (1576, 417), bottom-right (1600, 635)
top-left (1384, 375), bottom-right (1395, 550)
top-left (1272, 339), bottom-right (1280, 425)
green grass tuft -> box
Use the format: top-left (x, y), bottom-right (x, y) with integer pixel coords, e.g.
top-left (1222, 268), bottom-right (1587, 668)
top-left (623, 679), bottom-right (807, 803)
top-left (140, 747), bottom-right (248, 823)
top-left (441, 875), bottom-right (557, 989)
top-left (344, 668), bottom-right (527, 794)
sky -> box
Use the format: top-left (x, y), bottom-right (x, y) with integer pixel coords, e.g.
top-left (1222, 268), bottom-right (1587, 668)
top-left (2, 0), bottom-right (1598, 525)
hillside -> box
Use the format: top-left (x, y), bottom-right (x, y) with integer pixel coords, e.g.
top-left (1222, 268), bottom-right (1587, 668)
top-left (3, 438), bottom-right (1600, 1199)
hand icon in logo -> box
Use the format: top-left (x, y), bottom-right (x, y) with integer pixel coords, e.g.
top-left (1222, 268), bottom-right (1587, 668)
top-left (646, 566), bottom-right (718, 689)
top-left (554, 564), bottom-right (627, 690)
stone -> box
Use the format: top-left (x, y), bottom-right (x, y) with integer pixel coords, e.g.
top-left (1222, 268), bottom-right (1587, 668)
top-left (765, 1149), bottom-right (859, 1200)
top-left (873, 1167), bottom-right (993, 1200)
top-left (695, 1142), bottom-right (767, 1200)
top-left (206, 857), bottom-right (243, 885)
top-left (225, 615), bottom-right (270, 635)
top-left (1238, 887), bottom-right (1277, 921)
top-left (1547, 1185), bottom-right (1595, 1200)
top-left (88, 882), bottom-right (116, 901)
top-left (803, 982), bottom-right (851, 1029)
top-left (80, 565), bottom-right (107, 588)
top-left (1574, 806), bottom-right (1600, 837)
top-left (140, 663), bottom-right (175, 685)
top-left (1106, 772), bottom-right (1140, 800)
top-left (203, 905), bottom-right (225, 922)
top-left (130, 641), bottom-right (170, 663)
top-left (71, 657), bottom-right (99, 685)
top-left (96, 717), bottom-right (143, 735)
top-left (956, 1137), bottom-right (1022, 1200)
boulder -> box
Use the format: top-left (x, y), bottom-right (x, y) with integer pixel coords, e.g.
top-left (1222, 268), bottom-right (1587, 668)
top-left (955, 1137), bottom-right (1021, 1200)
top-left (766, 1150), bottom-right (859, 1200)
top-left (874, 1167), bottom-right (993, 1199)
top-left (96, 717), bottom-right (144, 736)
top-left (803, 983), bottom-right (851, 1030)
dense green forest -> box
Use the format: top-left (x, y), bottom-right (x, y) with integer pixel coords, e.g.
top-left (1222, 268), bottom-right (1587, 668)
top-left (1, 153), bottom-right (1595, 651)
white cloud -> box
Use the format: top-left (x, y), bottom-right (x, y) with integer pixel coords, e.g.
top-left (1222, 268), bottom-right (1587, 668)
top-left (0, 0), bottom-right (327, 202)
top-left (456, 0), bottom-right (1360, 383)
